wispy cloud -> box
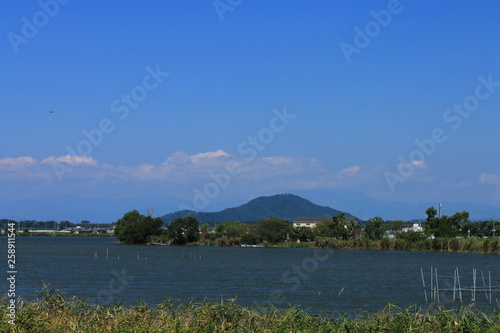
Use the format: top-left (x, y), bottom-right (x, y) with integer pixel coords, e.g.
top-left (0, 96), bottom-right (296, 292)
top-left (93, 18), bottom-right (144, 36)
top-left (0, 156), bottom-right (37, 167)
top-left (340, 165), bottom-right (361, 176)
top-left (478, 173), bottom-right (500, 185)
top-left (5, 151), bottom-right (493, 206)
top-left (41, 155), bottom-right (98, 166)
top-left (397, 160), bottom-right (428, 171)
top-left (0, 151), bottom-right (381, 188)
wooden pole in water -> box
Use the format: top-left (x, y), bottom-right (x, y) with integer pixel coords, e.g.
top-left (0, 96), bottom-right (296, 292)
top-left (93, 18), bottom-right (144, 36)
top-left (421, 268), bottom-right (428, 302)
top-left (472, 268), bottom-right (476, 301)
top-left (107, 247), bottom-right (109, 260)
top-left (453, 268), bottom-right (457, 301)
top-left (489, 271), bottom-right (492, 305)
top-left (481, 270), bottom-right (488, 301)
top-left (474, 268), bottom-right (477, 301)
top-left (457, 267), bottom-right (462, 303)
top-left (430, 267), bottom-right (434, 300)
top-left (435, 267), bottom-right (440, 303)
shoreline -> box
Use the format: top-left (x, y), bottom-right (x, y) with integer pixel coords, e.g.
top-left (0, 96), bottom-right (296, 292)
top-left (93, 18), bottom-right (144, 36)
top-left (194, 237), bottom-right (500, 254)
top-left (5, 233), bottom-right (499, 254)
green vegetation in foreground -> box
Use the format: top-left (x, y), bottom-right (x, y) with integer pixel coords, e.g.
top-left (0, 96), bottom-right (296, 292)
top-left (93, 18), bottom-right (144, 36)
top-left (1, 289), bottom-right (499, 333)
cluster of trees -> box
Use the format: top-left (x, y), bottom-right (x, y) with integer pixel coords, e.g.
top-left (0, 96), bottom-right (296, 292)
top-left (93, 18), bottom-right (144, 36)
top-left (461, 220), bottom-right (497, 238)
top-left (424, 207), bottom-right (468, 238)
top-left (114, 210), bottom-right (164, 244)
top-left (114, 211), bottom-right (295, 245)
top-left (115, 212), bottom-right (378, 245)
top-left (422, 207), bottom-right (497, 238)
top-left (113, 207), bottom-right (499, 245)
top-left (168, 217), bottom-right (292, 245)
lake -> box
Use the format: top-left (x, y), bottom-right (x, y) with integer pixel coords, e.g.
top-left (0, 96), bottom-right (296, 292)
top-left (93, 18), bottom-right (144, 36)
top-left (4, 236), bottom-right (500, 315)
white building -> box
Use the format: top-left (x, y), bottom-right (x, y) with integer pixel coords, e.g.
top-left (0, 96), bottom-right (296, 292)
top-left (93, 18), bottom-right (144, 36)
top-left (402, 223), bottom-right (423, 232)
top-left (293, 216), bottom-right (358, 228)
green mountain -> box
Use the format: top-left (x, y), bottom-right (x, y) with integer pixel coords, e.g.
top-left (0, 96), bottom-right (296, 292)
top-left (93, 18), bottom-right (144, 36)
top-left (161, 193), bottom-right (350, 223)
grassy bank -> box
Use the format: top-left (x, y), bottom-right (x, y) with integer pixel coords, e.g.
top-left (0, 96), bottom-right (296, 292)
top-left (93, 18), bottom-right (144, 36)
top-left (315, 237), bottom-right (500, 254)
top-left (193, 237), bottom-right (500, 254)
top-left (1, 290), bottom-right (499, 332)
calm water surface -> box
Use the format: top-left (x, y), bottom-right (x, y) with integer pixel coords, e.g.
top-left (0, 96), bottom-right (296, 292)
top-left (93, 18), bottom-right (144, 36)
top-left (4, 236), bottom-right (499, 315)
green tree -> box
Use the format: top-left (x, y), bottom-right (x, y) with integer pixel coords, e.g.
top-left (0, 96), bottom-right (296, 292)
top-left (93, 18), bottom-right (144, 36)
top-left (255, 217), bottom-right (291, 243)
top-left (80, 220), bottom-right (91, 228)
top-left (114, 210), bottom-right (164, 244)
top-left (59, 220), bottom-right (75, 230)
top-left (315, 214), bottom-right (360, 240)
top-left (293, 226), bottom-right (316, 242)
top-left (387, 220), bottom-right (404, 236)
top-left (199, 222), bottom-right (211, 240)
top-left (216, 221), bottom-right (246, 238)
top-left (425, 211), bottom-right (468, 238)
top-left (240, 232), bottom-right (262, 245)
top-left (365, 217), bottom-right (385, 240)
top-left (426, 207), bottom-right (437, 221)
top-left (166, 216), bottom-right (200, 245)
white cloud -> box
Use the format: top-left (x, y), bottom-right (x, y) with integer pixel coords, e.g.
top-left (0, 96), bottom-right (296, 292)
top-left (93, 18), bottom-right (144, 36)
top-left (0, 156), bottom-right (49, 180)
top-left (478, 173), bottom-right (500, 184)
top-left (0, 151), bottom-right (397, 203)
top-left (0, 156), bottom-right (37, 166)
top-left (165, 151), bottom-right (190, 164)
top-left (397, 160), bottom-right (427, 171)
top-left (340, 165), bottom-right (361, 176)
top-left (41, 155), bottom-right (98, 166)
top-left (190, 150), bottom-right (229, 163)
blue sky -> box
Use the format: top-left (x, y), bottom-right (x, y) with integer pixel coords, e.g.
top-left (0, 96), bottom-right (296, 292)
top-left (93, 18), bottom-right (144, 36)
top-left (1, 0), bottom-right (500, 222)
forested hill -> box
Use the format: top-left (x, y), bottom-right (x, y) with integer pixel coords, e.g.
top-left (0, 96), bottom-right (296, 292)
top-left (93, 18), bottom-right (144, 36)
top-left (161, 193), bottom-right (350, 223)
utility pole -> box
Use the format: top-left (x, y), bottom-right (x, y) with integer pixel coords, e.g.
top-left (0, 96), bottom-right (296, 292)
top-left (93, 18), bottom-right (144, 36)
top-left (493, 216), bottom-right (496, 237)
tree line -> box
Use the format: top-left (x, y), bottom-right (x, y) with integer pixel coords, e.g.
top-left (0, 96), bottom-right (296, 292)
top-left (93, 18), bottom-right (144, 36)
top-left (113, 207), bottom-right (498, 245)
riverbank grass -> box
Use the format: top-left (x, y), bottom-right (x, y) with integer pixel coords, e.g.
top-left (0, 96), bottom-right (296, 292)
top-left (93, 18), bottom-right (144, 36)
top-left (1, 290), bottom-right (499, 332)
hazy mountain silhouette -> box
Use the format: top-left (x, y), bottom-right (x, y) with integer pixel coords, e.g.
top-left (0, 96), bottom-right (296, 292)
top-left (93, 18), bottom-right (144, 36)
top-left (161, 193), bottom-right (349, 223)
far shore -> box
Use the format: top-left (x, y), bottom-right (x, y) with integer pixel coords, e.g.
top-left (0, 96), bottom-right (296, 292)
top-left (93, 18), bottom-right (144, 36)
top-left (7, 232), bottom-right (499, 255)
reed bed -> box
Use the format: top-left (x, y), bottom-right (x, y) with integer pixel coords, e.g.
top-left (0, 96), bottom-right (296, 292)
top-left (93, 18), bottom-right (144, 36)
top-left (315, 237), bottom-right (500, 254)
top-left (1, 289), bottom-right (499, 332)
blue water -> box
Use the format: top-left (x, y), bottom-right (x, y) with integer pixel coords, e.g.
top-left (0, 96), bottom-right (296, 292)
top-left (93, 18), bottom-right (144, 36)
top-left (2, 236), bottom-right (499, 315)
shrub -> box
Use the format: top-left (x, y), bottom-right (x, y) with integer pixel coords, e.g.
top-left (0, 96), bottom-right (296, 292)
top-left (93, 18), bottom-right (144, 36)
top-left (448, 238), bottom-right (460, 252)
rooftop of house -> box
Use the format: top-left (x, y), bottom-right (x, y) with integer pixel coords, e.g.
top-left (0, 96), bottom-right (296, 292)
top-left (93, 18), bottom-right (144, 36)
top-left (293, 216), bottom-right (358, 223)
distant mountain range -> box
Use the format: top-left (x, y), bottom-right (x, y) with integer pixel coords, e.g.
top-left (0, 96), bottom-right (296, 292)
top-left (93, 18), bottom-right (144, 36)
top-left (288, 189), bottom-right (500, 222)
top-left (161, 193), bottom-right (349, 223)
top-left (3, 190), bottom-right (500, 223)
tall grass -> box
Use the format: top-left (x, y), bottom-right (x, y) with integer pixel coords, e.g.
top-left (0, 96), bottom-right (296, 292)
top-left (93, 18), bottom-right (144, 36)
top-left (315, 237), bottom-right (500, 254)
top-left (1, 289), bottom-right (499, 332)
